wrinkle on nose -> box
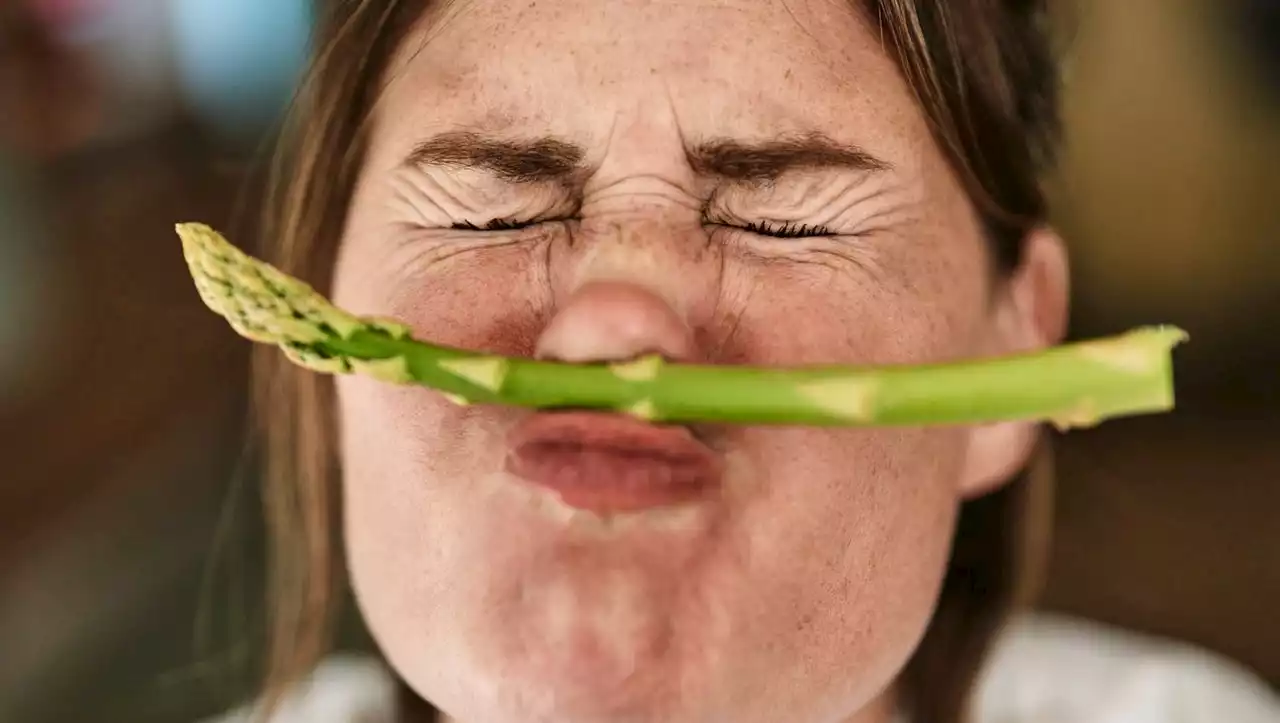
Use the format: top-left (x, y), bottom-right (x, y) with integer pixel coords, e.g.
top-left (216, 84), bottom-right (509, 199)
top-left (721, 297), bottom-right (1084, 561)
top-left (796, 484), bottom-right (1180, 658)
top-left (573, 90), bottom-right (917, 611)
top-left (535, 281), bottom-right (697, 363)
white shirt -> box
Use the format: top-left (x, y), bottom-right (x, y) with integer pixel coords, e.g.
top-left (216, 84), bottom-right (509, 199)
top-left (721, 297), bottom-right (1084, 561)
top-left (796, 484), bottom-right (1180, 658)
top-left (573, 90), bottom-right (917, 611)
top-left (208, 613), bottom-right (1280, 723)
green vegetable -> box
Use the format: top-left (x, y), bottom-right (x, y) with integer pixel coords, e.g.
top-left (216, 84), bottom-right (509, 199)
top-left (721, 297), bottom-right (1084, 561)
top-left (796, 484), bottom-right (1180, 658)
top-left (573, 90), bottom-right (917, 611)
top-left (176, 222), bottom-right (1186, 430)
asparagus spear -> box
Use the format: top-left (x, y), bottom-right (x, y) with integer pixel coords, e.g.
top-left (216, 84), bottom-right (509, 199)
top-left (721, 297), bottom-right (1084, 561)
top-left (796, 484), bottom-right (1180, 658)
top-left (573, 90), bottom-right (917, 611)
top-left (176, 222), bottom-right (1186, 430)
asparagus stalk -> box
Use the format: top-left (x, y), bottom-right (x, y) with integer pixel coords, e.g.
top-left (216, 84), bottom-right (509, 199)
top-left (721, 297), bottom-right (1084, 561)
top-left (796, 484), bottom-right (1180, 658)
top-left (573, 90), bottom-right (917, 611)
top-left (176, 222), bottom-right (1187, 430)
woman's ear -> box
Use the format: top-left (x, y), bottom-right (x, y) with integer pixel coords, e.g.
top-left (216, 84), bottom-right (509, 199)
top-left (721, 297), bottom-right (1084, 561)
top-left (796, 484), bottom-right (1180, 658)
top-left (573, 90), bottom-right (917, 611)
top-left (959, 226), bottom-right (1070, 499)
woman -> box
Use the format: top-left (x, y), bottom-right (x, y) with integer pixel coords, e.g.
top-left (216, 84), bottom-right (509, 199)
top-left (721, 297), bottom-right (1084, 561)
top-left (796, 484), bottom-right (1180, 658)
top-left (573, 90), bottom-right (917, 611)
top-left (216, 1), bottom-right (1279, 722)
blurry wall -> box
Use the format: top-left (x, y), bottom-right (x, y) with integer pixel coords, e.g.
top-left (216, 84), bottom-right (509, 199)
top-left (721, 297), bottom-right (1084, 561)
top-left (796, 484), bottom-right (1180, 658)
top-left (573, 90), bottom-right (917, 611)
top-left (0, 1), bottom-right (1275, 722)
top-left (1, 2), bottom-right (309, 722)
top-left (1039, 0), bottom-right (1280, 682)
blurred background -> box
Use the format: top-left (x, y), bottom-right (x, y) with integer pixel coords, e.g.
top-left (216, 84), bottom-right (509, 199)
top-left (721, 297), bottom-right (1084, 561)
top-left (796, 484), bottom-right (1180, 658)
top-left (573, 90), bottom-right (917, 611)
top-left (0, 0), bottom-right (1276, 721)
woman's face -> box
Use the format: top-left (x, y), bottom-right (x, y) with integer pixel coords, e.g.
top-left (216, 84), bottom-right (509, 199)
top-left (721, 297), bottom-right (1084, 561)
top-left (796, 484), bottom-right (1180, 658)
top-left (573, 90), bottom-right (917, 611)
top-left (332, 1), bottom-right (1063, 722)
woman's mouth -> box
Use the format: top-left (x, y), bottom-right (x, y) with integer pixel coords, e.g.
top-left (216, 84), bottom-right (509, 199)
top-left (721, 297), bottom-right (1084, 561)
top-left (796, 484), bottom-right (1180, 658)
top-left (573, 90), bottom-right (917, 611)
top-left (504, 411), bottom-right (724, 514)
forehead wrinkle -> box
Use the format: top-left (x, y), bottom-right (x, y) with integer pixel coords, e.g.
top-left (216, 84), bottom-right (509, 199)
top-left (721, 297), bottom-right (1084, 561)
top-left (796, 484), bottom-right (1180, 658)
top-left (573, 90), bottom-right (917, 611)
top-left (368, 0), bottom-right (927, 188)
top-left (582, 91), bottom-right (704, 194)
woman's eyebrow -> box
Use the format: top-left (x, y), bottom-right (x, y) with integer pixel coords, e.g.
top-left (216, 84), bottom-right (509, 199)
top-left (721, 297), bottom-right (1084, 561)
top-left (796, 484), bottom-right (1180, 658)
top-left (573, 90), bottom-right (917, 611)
top-left (689, 133), bottom-right (891, 182)
top-left (403, 130), bottom-right (890, 184)
top-left (404, 131), bottom-right (587, 183)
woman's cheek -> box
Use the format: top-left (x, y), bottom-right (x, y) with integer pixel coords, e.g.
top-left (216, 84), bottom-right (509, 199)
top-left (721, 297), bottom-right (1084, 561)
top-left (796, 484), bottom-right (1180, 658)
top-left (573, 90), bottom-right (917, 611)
top-left (366, 236), bottom-right (556, 356)
top-left (712, 252), bottom-right (967, 369)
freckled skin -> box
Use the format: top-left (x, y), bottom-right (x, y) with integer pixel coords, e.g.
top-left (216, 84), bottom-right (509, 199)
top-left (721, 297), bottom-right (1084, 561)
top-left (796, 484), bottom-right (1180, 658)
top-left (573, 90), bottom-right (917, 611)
top-left (329, 2), bottom-right (1065, 723)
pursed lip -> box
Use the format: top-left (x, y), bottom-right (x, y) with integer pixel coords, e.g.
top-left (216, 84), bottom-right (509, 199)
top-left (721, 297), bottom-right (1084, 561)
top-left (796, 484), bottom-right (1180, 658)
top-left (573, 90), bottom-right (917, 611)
top-left (504, 410), bottom-right (724, 514)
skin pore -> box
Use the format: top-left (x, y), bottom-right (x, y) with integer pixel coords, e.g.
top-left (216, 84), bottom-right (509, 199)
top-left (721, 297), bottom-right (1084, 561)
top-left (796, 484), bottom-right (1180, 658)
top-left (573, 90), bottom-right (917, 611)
top-left (329, 1), bottom-right (1068, 722)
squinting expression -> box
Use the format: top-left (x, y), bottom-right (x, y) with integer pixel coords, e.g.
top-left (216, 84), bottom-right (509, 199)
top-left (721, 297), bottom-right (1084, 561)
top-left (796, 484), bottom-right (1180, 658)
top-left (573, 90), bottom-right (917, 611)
top-left (331, 1), bottom-right (1054, 722)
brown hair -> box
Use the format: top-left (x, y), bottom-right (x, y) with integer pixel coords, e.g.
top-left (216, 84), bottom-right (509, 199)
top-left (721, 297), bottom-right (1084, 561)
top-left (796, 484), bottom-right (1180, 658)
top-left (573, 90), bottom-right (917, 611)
top-left (253, 1), bottom-right (1063, 721)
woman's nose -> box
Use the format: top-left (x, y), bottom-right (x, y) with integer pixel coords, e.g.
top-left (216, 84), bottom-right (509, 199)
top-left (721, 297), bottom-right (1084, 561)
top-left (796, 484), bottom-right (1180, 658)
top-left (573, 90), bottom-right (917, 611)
top-left (535, 281), bottom-right (697, 363)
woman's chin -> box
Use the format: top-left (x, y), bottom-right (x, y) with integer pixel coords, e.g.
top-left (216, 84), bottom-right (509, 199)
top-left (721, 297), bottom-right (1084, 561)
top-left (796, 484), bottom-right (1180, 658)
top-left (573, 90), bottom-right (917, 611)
top-left (437, 550), bottom-right (734, 723)
top-left (416, 608), bottom-right (714, 723)
top-left (491, 632), bottom-right (695, 721)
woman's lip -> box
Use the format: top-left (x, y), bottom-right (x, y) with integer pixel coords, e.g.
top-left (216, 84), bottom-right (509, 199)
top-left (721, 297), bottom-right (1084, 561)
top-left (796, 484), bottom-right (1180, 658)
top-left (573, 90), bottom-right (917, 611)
top-left (504, 411), bottom-right (724, 514)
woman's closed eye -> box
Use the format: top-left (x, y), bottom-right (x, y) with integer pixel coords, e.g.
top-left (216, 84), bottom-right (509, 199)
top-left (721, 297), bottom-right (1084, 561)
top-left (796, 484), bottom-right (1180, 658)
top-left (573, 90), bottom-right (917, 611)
top-left (451, 216), bottom-right (836, 238)
top-left (452, 218), bottom-right (543, 232)
top-left (740, 220), bottom-right (834, 239)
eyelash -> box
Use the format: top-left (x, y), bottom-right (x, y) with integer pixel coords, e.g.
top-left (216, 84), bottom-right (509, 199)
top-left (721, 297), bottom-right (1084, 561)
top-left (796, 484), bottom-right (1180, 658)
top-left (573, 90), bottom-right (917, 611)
top-left (451, 218), bottom-right (535, 232)
top-left (451, 218), bottom-right (834, 238)
top-left (741, 220), bottom-right (833, 239)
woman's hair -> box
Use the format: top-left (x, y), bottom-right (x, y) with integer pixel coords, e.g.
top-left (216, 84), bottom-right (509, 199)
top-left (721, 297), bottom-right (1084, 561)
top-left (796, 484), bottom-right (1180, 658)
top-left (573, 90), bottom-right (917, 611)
top-left (253, 2), bottom-right (1063, 721)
